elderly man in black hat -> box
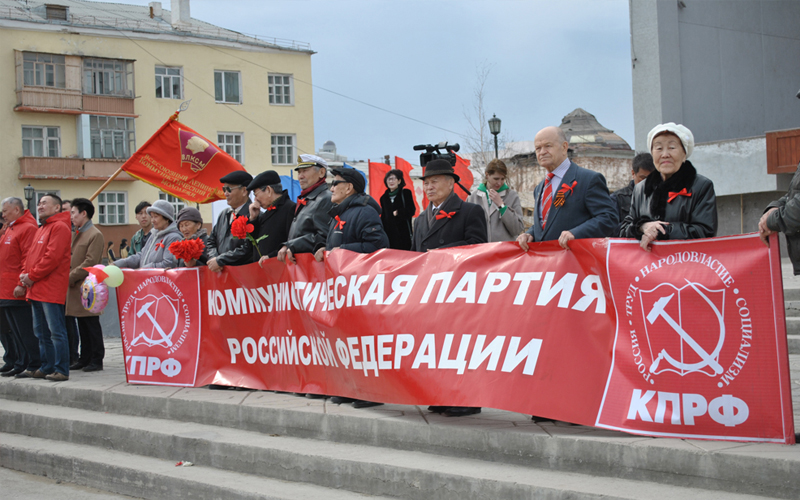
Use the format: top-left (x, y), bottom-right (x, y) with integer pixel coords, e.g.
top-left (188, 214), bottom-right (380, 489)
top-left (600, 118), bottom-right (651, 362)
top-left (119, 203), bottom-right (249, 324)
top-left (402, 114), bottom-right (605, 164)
top-left (207, 170), bottom-right (254, 272)
top-left (277, 154), bottom-right (333, 264)
top-left (411, 159), bottom-right (487, 417)
top-left (246, 170), bottom-right (296, 263)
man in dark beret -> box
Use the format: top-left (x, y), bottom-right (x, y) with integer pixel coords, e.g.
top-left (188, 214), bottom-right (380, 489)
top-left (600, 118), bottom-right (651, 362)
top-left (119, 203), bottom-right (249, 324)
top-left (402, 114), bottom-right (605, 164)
top-left (247, 170), bottom-right (296, 263)
top-left (207, 170), bottom-right (254, 272)
top-left (411, 159), bottom-right (487, 417)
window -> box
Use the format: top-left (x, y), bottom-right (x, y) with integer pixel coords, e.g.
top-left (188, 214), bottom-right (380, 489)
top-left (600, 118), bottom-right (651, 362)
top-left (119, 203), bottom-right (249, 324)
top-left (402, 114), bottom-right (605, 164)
top-left (214, 70), bottom-right (241, 104)
top-left (84, 58), bottom-right (134, 97)
top-left (97, 192), bottom-right (127, 225)
top-left (268, 74), bottom-right (293, 105)
top-left (23, 53), bottom-right (66, 88)
top-left (90, 115), bottom-right (135, 159)
top-left (45, 5), bottom-right (68, 20)
top-left (22, 126), bottom-right (60, 157)
top-left (271, 134), bottom-right (295, 165)
top-left (158, 193), bottom-right (186, 215)
top-left (217, 133), bottom-right (244, 163)
top-left (155, 66), bottom-right (182, 99)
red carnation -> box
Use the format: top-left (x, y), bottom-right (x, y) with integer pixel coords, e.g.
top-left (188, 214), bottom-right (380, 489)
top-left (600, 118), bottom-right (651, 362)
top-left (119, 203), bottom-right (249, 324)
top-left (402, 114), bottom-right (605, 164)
top-left (169, 239), bottom-right (206, 262)
top-left (231, 215), bottom-right (255, 239)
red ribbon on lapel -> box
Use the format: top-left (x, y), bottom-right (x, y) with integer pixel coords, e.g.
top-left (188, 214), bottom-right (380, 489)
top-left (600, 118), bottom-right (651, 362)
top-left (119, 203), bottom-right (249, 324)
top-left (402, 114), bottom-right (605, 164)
top-left (558, 181), bottom-right (577, 196)
top-left (265, 205), bottom-right (276, 211)
top-left (435, 211), bottom-right (456, 220)
top-left (155, 241), bottom-right (165, 250)
top-left (335, 215), bottom-right (346, 230)
top-left (295, 197), bottom-right (308, 214)
top-left (668, 188), bottom-right (691, 203)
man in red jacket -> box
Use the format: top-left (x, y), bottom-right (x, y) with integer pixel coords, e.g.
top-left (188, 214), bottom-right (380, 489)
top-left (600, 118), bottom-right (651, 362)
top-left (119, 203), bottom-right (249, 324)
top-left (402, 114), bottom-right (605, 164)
top-left (0, 197), bottom-right (41, 378)
top-left (20, 193), bottom-right (72, 381)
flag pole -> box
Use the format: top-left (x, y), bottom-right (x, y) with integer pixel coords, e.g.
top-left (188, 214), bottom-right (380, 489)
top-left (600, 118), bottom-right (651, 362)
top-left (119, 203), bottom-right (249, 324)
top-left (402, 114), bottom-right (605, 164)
top-left (89, 100), bottom-right (191, 201)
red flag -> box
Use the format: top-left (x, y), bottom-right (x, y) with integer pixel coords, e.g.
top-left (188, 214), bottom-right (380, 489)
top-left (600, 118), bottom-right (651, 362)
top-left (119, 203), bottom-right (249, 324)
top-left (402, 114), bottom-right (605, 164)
top-left (120, 112), bottom-right (246, 203)
top-left (394, 156), bottom-right (420, 217)
top-left (368, 161), bottom-right (392, 204)
top-left (454, 154), bottom-right (474, 201)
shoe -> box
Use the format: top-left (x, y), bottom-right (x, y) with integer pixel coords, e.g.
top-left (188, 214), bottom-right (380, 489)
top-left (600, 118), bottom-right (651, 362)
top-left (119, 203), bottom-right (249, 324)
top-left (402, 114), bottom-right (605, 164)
top-left (443, 407), bottom-right (481, 417)
top-left (427, 406), bottom-right (449, 413)
top-left (31, 370), bottom-right (47, 379)
top-left (1, 368), bottom-right (23, 377)
top-left (352, 400), bottom-right (383, 409)
top-left (45, 372), bottom-right (69, 382)
top-left (15, 370), bottom-right (34, 379)
top-left (82, 364), bottom-right (103, 372)
top-left (70, 361), bottom-right (86, 370)
top-left (0, 363), bottom-right (13, 373)
top-left (330, 396), bottom-right (357, 405)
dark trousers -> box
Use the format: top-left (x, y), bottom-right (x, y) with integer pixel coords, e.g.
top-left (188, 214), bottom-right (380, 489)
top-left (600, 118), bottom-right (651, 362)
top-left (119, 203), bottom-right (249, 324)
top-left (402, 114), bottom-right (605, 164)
top-left (65, 315), bottom-right (79, 363)
top-left (71, 315), bottom-right (104, 367)
top-left (4, 304), bottom-right (41, 372)
top-left (0, 309), bottom-right (18, 368)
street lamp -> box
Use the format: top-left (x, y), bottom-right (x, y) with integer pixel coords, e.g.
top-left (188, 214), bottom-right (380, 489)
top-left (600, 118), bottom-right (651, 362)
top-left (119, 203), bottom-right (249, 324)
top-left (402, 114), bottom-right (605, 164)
top-left (488, 114), bottom-right (501, 159)
top-left (23, 183), bottom-right (35, 212)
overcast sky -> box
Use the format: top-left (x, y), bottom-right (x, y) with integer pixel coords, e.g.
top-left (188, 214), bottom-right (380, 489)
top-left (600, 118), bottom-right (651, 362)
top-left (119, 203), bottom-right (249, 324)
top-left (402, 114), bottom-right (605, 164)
top-left (111, 0), bottom-right (634, 163)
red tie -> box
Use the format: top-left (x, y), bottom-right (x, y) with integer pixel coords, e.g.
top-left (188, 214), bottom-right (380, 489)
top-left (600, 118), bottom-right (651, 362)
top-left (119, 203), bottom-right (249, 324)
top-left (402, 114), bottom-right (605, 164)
top-left (541, 173), bottom-right (555, 228)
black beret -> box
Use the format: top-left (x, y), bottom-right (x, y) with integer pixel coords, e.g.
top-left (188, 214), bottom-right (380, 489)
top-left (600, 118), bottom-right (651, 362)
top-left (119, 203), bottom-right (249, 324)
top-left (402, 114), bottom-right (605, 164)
top-left (331, 168), bottom-right (366, 194)
top-left (248, 170), bottom-right (281, 191)
top-left (219, 170), bottom-right (254, 186)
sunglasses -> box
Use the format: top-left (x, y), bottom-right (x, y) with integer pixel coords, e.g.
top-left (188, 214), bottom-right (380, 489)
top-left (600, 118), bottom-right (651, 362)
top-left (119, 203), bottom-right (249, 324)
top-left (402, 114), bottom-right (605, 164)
top-left (331, 180), bottom-right (349, 187)
top-left (222, 186), bottom-right (244, 193)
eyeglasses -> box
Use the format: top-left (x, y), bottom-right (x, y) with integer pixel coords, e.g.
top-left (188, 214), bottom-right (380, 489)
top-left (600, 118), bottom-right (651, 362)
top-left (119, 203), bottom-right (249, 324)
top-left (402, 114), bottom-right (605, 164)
top-left (331, 180), bottom-right (348, 187)
top-left (222, 186), bottom-right (244, 193)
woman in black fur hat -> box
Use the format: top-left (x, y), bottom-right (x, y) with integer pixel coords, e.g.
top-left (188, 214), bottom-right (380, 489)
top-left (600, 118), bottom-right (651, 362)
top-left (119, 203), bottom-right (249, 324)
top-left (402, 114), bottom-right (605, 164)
top-left (620, 122), bottom-right (717, 250)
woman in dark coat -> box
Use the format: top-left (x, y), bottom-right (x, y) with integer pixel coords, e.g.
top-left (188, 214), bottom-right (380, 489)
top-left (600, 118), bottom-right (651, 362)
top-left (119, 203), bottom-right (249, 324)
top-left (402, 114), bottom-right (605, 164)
top-left (379, 169), bottom-right (415, 250)
top-left (171, 207), bottom-right (210, 267)
top-left (620, 123), bottom-right (717, 250)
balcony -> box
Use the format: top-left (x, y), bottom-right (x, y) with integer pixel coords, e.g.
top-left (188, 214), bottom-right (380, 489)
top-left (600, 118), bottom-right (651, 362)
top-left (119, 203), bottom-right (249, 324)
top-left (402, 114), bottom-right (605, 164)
top-left (15, 89), bottom-right (136, 117)
top-left (19, 157), bottom-right (135, 181)
top-left (83, 95), bottom-right (136, 116)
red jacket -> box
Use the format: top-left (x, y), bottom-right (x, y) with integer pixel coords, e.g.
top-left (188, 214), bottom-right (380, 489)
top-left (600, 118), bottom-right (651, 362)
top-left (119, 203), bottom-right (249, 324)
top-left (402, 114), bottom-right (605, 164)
top-left (0, 210), bottom-right (38, 301)
top-left (23, 210), bottom-right (72, 304)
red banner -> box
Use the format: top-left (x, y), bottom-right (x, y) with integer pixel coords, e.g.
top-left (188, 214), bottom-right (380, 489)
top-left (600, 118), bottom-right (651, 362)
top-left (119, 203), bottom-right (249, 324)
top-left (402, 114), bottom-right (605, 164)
top-left (368, 161), bottom-right (391, 204)
top-left (121, 113), bottom-right (247, 203)
top-left (115, 234), bottom-right (794, 443)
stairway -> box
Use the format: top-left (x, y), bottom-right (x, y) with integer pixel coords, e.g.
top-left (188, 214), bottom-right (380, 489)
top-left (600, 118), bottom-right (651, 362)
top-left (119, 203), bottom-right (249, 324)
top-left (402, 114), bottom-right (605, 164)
top-left (0, 337), bottom-right (798, 500)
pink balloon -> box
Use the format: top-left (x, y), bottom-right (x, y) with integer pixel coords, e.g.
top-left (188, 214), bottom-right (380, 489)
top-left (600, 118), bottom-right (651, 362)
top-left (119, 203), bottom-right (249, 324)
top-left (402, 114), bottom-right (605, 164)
top-left (81, 274), bottom-right (109, 314)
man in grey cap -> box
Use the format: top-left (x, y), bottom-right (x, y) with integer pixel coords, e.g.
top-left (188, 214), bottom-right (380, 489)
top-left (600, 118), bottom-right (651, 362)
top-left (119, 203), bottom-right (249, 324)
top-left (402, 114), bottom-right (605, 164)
top-left (277, 155), bottom-right (333, 264)
top-left (114, 200), bottom-right (182, 269)
top-left (207, 170), bottom-right (254, 272)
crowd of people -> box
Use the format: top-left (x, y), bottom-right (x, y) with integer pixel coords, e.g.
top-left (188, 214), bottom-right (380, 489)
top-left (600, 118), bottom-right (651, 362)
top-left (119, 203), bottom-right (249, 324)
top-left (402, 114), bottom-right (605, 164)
top-left (17, 120), bottom-right (793, 416)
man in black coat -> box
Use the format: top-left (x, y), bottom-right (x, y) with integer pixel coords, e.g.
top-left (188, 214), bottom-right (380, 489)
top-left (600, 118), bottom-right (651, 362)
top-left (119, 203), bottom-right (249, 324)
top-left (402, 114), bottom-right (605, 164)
top-left (611, 152), bottom-right (655, 232)
top-left (206, 170), bottom-right (254, 272)
top-left (411, 159), bottom-right (487, 417)
top-left (246, 171), bottom-right (296, 263)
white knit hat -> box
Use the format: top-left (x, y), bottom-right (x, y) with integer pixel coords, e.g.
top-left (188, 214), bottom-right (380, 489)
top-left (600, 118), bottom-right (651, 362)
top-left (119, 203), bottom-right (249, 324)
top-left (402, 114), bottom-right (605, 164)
top-left (647, 123), bottom-right (694, 159)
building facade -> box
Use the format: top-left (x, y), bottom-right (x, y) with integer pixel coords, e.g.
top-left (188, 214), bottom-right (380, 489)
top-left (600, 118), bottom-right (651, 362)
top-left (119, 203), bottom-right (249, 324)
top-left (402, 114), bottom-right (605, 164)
top-left (0, 0), bottom-right (314, 244)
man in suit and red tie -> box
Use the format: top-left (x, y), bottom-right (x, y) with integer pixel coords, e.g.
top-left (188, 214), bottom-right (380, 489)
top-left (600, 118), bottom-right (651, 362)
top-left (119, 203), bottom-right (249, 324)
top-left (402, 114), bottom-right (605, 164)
top-left (517, 126), bottom-right (618, 251)
top-left (411, 158), bottom-right (487, 417)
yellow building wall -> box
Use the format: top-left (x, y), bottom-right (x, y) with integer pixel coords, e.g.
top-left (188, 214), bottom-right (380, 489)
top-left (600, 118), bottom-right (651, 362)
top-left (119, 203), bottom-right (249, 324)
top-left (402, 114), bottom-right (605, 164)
top-left (0, 25), bottom-right (313, 240)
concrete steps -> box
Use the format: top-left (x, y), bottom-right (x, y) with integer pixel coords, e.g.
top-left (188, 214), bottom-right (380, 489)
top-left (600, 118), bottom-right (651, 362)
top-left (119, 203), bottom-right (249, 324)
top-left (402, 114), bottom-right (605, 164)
top-left (0, 398), bottom-right (783, 500)
top-left (1, 375), bottom-right (798, 500)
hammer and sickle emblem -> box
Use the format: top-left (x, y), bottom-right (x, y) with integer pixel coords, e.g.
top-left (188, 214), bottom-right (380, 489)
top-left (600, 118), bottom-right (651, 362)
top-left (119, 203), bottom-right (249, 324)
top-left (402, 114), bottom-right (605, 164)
top-left (647, 280), bottom-right (725, 376)
top-left (131, 298), bottom-right (178, 348)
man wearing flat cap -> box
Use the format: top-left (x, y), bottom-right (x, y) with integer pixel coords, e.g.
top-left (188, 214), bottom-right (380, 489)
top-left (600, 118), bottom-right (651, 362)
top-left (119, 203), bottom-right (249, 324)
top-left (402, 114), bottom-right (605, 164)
top-left (246, 170), bottom-right (295, 263)
top-left (207, 170), bottom-right (254, 272)
top-left (412, 159), bottom-right (487, 418)
top-left (278, 154), bottom-right (333, 264)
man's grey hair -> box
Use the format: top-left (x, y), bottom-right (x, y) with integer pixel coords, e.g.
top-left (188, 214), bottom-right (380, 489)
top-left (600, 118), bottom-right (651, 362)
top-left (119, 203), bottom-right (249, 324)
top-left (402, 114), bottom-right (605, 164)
top-left (1, 197), bottom-right (25, 211)
top-left (555, 127), bottom-right (568, 144)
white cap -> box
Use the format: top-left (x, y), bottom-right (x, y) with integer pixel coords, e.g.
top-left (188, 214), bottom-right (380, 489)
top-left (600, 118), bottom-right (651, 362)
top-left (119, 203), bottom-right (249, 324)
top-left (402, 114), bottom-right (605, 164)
top-left (647, 123), bottom-right (694, 159)
top-left (296, 154), bottom-right (328, 170)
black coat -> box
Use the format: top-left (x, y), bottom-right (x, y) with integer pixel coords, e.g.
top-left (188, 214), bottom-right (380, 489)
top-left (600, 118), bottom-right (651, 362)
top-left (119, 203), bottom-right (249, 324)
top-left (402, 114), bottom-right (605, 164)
top-left (207, 202), bottom-right (253, 266)
top-left (411, 192), bottom-right (488, 252)
top-left (286, 182), bottom-right (333, 254)
top-left (243, 193), bottom-right (296, 260)
top-left (380, 188), bottom-right (415, 250)
top-left (326, 193), bottom-right (389, 253)
top-left (611, 180), bottom-right (635, 234)
top-left (766, 163), bottom-right (800, 274)
top-left (620, 161), bottom-right (717, 240)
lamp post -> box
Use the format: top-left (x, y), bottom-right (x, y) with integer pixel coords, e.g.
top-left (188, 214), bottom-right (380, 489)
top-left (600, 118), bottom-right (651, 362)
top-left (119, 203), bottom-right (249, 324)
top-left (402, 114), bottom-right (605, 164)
top-left (488, 114), bottom-right (501, 159)
top-left (23, 183), bottom-right (35, 212)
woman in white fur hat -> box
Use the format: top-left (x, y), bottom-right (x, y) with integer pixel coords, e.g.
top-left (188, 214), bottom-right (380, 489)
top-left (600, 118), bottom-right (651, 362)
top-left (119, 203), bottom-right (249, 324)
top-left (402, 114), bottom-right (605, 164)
top-left (620, 123), bottom-right (717, 250)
